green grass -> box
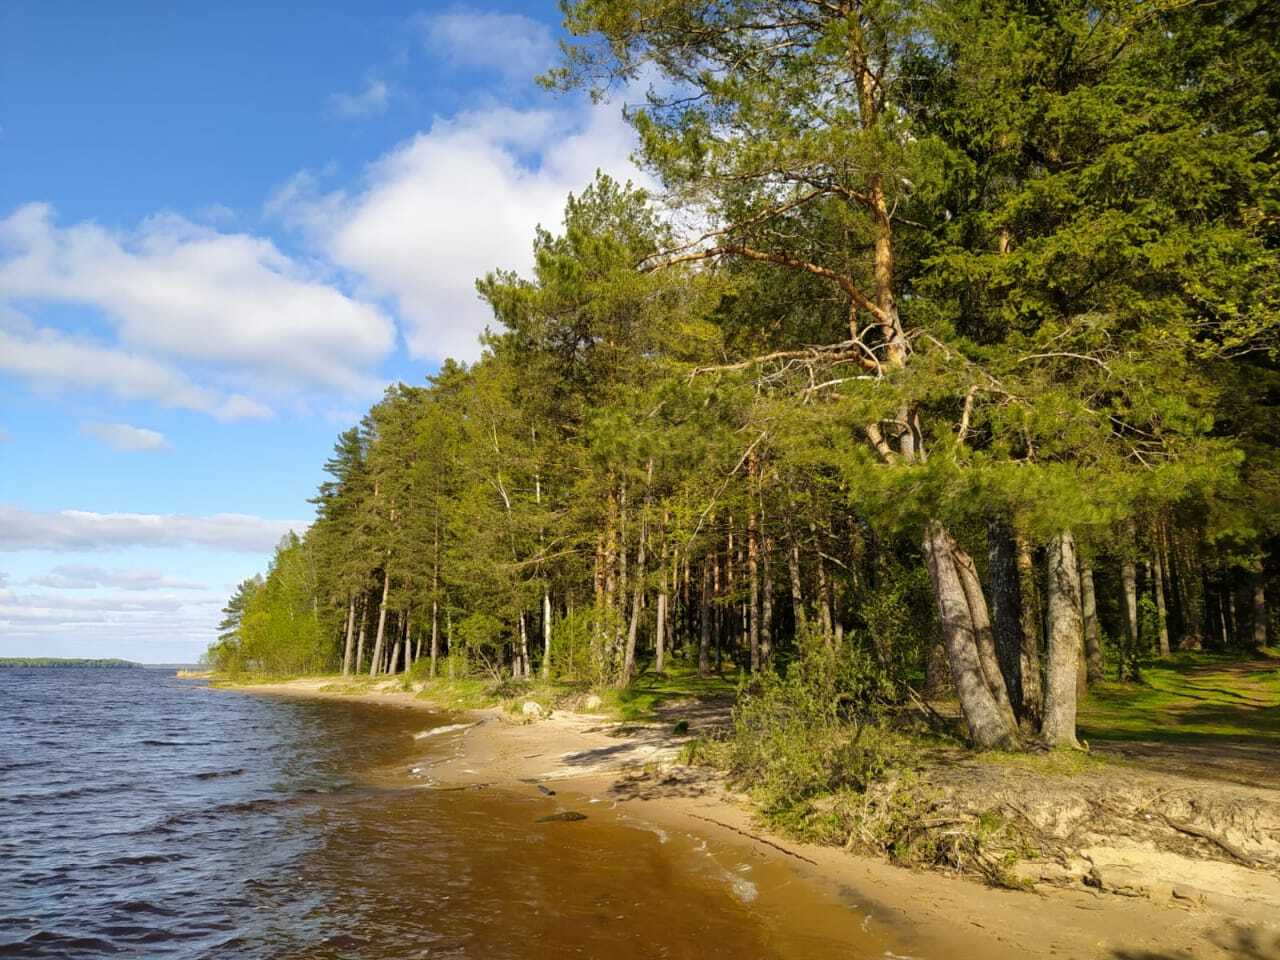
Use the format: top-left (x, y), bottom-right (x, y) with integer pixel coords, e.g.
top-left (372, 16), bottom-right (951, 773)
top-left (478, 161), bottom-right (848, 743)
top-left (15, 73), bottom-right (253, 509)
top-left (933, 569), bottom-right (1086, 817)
top-left (588, 665), bottom-right (740, 721)
top-left (1078, 652), bottom-right (1279, 745)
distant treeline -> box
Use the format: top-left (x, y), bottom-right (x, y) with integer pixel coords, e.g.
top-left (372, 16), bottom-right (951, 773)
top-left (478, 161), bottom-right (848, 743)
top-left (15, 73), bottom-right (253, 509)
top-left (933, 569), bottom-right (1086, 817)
top-left (0, 658), bottom-right (143, 669)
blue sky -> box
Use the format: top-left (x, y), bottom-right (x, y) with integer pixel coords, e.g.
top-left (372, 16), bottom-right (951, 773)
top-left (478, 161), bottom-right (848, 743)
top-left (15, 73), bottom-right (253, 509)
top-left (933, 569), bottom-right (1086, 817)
top-left (0, 1), bottom-right (643, 661)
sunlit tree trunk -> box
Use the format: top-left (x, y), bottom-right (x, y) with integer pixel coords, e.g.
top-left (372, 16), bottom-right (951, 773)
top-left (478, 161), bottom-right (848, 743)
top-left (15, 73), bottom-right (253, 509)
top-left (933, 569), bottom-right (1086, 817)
top-left (1153, 543), bottom-right (1171, 656)
top-left (1080, 561), bottom-right (1104, 683)
top-left (355, 601), bottom-right (367, 675)
top-left (369, 568), bottom-right (390, 677)
top-left (541, 589), bottom-right (553, 680)
top-left (952, 539), bottom-right (1019, 732)
top-left (430, 599), bottom-right (440, 678)
top-left (922, 523), bottom-right (1016, 750)
top-left (1015, 537), bottom-right (1044, 723)
top-left (1043, 531), bottom-right (1083, 749)
top-left (1122, 526), bottom-right (1139, 653)
top-left (698, 562), bottom-right (712, 678)
top-left (341, 597), bottom-right (357, 677)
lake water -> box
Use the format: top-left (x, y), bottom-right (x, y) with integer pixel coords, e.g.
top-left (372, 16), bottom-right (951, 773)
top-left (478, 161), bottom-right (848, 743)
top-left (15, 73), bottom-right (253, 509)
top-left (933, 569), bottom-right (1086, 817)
top-left (0, 668), bottom-right (895, 958)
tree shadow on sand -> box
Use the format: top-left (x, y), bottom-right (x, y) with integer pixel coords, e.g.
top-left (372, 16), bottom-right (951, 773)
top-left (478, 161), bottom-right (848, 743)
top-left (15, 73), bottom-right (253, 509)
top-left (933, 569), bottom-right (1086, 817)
top-left (1113, 924), bottom-right (1280, 959)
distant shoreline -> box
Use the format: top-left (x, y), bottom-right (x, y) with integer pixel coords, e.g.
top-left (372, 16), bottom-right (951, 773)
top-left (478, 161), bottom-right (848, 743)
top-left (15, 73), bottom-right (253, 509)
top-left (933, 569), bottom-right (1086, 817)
top-left (0, 657), bottom-right (144, 669)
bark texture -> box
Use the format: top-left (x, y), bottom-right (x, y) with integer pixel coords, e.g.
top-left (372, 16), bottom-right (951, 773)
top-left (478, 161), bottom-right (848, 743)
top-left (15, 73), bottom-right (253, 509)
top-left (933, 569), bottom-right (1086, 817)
top-left (1043, 531), bottom-right (1083, 749)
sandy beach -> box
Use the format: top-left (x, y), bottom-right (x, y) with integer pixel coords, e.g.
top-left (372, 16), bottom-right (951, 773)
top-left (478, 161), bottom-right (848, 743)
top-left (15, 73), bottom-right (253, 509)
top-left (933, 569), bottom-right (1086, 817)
top-left (209, 675), bottom-right (1280, 960)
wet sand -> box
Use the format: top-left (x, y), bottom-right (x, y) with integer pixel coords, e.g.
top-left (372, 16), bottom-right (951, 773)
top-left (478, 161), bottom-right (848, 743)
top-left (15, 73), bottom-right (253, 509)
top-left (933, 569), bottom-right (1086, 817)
top-left (220, 676), bottom-right (1278, 960)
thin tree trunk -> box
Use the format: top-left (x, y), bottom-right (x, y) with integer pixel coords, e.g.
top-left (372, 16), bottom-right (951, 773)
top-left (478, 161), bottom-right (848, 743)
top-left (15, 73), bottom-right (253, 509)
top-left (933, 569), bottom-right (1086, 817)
top-left (1153, 543), bottom-right (1171, 656)
top-left (698, 561), bottom-right (712, 678)
top-left (1080, 562), bottom-right (1104, 683)
top-left (1122, 534), bottom-right (1139, 653)
top-left (1015, 536), bottom-right (1044, 723)
top-left (1254, 570), bottom-right (1269, 649)
top-left (369, 568), bottom-right (390, 677)
top-left (760, 530), bottom-right (774, 666)
top-left (341, 596), bottom-right (357, 677)
top-left (403, 614), bottom-right (413, 673)
top-left (1043, 530), bottom-right (1083, 749)
top-left (788, 536), bottom-right (806, 631)
top-left (922, 523), bottom-right (1016, 750)
top-left (541, 589), bottom-right (552, 680)
top-left (747, 456), bottom-right (761, 673)
top-left (517, 612), bottom-right (530, 680)
top-left (355, 601), bottom-right (367, 675)
top-left (430, 600), bottom-right (440, 678)
top-left (389, 636), bottom-right (401, 677)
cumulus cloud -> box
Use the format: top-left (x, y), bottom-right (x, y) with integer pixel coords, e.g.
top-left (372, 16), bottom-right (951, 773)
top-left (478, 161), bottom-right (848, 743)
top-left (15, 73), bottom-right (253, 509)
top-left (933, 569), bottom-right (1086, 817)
top-left (0, 505), bottom-right (306, 553)
top-left (27, 564), bottom-right (207, 591)
top-left (0, 323), bottom-right (271, 421)
top-left (417, 8), bottom-right (555, 81)
top-left (0, 203), bottom-right (396, 397)
top-left (272, 100), bottom-right (645, 362)
top-left (81, 421), bottom-right (171, 452)
top-left (331, 78), bottom-right (390, 118)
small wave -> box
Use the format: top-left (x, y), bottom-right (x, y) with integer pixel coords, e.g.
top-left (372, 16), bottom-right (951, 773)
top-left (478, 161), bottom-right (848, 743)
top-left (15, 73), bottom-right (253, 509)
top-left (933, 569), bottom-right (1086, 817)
top-left (413, 721), bottom-right (478, 740)
top-left (104, 854), bottom-right (187, 867)
top-left (192, 768), bottom-right (245, 780)
top-left (139, 739), bottom-right (213, 747)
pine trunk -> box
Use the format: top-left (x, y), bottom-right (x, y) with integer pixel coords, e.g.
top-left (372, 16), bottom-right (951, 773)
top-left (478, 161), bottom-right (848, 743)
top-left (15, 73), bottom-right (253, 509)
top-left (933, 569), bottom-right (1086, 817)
top-left (1122, 548), bottom-right (1139, 652)
top-left (355, 602), bottom-right (367, 674)
top-left (430, 600), bottom-right (440, 678)
top-left (1015, 537), bottom-right (1044, 723)
top-left (542, 590), bottom-right (553, 680)
top-left (986, 518), bottom-right (1026, 719)
top-left (1080, 562), bottom-right (1104, 683)
top-left (952, 538), bottom-right (1019, 732)
top-left (747, 476), bottom-right (760, 673)
top-left (1043, 531), bottom-right (1083, 749)
top-left (698, 562), bottom-right (712, 678)
top-left (369, 568), bottom-right (390, 677)
top-left (1254, 572), bottom-right (1269, 649)
top-left (1153, 545), bottom-right (1171, 656)
top-left (341, 597), bottom-right (357, 677)
top-left (922, 523), bottom-right (1017, 750)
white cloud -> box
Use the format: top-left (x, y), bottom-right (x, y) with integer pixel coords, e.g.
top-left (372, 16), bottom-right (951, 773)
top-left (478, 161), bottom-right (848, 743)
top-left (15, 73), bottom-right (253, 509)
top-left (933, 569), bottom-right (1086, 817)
top-left (417, 8), bottom-right (555, 81)
top-left (81, 421), bottom-right (171, 452)
top-left (0, 505), bottom-right (306, 553)
top-left (273, 100), bottom-right (645, 362)
top-left (0, 323), bottom-right (271, 420)
top-left (331, 78), bottom-right (390, 118)
top-left (28, 564), bottom-right (207, 591)
top-left (0, 203), bottom-right (396, 397)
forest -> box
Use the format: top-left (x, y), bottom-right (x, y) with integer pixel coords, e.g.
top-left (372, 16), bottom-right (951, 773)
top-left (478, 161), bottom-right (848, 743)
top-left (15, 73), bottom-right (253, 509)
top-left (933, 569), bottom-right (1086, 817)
top-left (207, 0), bottom-right (1277, 763)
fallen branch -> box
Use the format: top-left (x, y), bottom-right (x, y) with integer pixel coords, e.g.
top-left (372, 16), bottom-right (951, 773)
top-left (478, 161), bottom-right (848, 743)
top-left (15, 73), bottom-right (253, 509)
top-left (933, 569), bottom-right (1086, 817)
top-left (1153, 811), bottom-right (1263, 868)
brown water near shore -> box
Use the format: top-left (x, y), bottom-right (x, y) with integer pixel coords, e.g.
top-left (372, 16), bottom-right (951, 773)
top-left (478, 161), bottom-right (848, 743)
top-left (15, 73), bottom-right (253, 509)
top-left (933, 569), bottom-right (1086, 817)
top-left (285, 704), bottom-right (900, 960)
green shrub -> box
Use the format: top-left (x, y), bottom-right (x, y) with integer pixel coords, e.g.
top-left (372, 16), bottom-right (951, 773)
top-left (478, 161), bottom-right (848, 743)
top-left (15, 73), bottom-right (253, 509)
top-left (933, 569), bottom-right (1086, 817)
top-left (725, 628), bottom-right (900, 815)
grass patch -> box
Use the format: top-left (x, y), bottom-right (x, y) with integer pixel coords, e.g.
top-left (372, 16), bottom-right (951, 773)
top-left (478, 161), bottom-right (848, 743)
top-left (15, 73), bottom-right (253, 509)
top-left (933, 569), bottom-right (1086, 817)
top-left (1079, 652), bottom-right (1279, 745)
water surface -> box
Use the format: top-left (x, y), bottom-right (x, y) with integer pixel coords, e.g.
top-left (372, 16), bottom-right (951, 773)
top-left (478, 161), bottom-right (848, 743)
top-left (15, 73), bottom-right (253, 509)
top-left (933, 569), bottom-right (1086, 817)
top-left (1, 668), bottom-right (891, 958)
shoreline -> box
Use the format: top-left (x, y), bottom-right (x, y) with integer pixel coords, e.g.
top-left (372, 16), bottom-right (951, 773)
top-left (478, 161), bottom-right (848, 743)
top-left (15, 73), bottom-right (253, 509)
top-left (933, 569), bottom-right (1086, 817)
top-left (213, 675), bottom-right (1279, 959)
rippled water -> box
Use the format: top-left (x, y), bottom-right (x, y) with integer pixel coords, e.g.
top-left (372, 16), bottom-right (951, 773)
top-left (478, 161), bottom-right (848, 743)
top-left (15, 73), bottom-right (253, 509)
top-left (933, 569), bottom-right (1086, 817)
top-left (1, 669), bottom-right (889, 959)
